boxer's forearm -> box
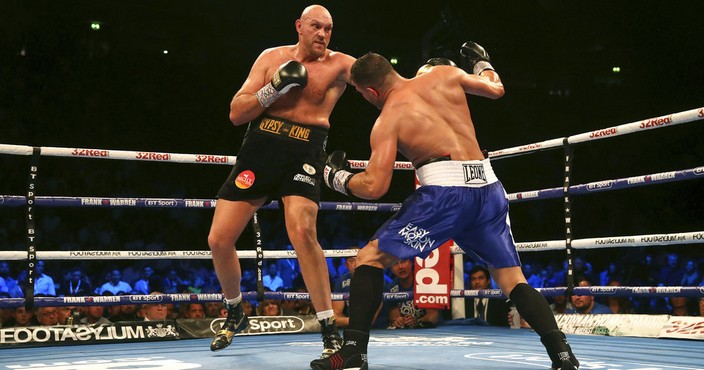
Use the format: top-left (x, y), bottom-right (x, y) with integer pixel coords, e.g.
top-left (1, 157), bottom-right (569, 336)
top-left (229, 93), bottom-right (266, 126)
top-left (348, 171), bottom-right (390, 200)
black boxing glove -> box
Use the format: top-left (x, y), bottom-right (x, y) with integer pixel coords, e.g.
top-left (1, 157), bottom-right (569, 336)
top-left (416, 57), bottom-right (458, 76)
top-left (323, 150), bottom-right (353, 196)
top-left (256, 60), bottom-right (308, 108)
top-left (426, 57), bottom-right (457, 67)
top-left (460, 41), bottom-right (495, 75)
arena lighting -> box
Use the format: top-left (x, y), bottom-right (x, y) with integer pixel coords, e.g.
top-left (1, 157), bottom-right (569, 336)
top-left (612, 66), bottom-right (621, 73)
top-left (390, 57), bottom-right (398, 65)
top-left (90, 22), bottom-right (101, 31)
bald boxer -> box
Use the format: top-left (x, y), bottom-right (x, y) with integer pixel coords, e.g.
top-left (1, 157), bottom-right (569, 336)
top-left (313, 44), bottom-right (579, 370)
top-left (208, 5), bottom-right (355, 358)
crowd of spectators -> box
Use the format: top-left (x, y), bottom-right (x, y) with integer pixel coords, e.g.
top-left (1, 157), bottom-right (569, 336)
top-left (1, 1), bottom-right (701, 336)
top-left (0, 163), bottom-right (702, 327)
top-left (1, 246), bottom-right (703, 330)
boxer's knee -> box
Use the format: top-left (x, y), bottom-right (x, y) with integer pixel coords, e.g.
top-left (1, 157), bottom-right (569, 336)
top-left (490, 266), bottom-right (527, 296)
top-left (208, 228), bottom-right (238, 254)
top-left (357, 240), bottom-right (392, 269)
top-left (284, 201), bottom-right (319, 249)
top-left (287, 220), bottom-right (317, 249)
top-left (207, 233), bottom-right (229, 252)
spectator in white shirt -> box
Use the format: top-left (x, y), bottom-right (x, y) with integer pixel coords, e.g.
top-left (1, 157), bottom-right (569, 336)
top-left (99, 269), bottom-right (132, 295)
top-left (0, 262), bottom-right (21, 298)
top-left (34, 261), bottom-right (56, 296)
top-left (262, 264), bottom-right (284, 291)
top-left (133, 266), bottom-right (154, 294)
top-left (0, 276), bottom-right (7, 295)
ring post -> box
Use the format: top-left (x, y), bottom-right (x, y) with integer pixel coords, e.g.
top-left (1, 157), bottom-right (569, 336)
top-left (562, 139), bottom-right (575, 295)
top-left (24, 147), bottom-right (41, 310)
top-left (252, 212), bottom-right (265, 301)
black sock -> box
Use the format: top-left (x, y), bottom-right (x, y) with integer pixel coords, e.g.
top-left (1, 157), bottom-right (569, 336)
top-left (509, 283), bottom-right (559, 337)
top-left (342, 329), bottom-right (369, 352)
top-left (347, 265), bottom-right (384, 334)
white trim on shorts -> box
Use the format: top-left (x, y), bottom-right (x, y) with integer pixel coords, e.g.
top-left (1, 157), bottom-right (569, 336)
top-left (415, 159), bottom-right (498, 187)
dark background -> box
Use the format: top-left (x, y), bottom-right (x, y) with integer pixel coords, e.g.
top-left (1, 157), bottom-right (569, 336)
top-left (1, 1), bottom-right (703, 272)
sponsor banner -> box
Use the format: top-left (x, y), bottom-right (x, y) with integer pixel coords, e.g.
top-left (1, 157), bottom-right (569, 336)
top-left (555, 314), bottom-right (669, 338)
top-left (694, 166), bottom-right (704, 176)
top-left (135, 152), bottom-right (171, 161)
top-left (283, 292), bottom-right (310, 300)
top-left (519, 143), bottom-right (542, 151)
top-left (515, 191), bottom-right (539, 200)
top-left (348, 160), bottom-right (414, 170)
top-left (78, 198), bottom-right (137, 207)
top-left (144, 198), bottom-right (179, 207)
top-left (593, 237), bottom-right (637, 246)
top-left (515, 240), bottom-right (565, 251)
top-left (385, 292), bottom-right (412, 301)
top-left (184, 199), bottom-right (213, 208)
top-left (639, 115), bottom-right (673, 129)
top-left (179, 316), bottom-right (319, 339)
top-left (586, 180), bottom-right (613, 191)
top-left (658, 316), bottom-right (704, 339)
top-left (0, 321), bottom-right (178, 347)
top-left (414, 242), bottom-right (452, 309)
top-left (195, 154), bottom-right (229, 164)
top-left (588, 127), bottom-right (618, 139)
top-left (68, 251), bottom-right (122, 257)
top-left (71, 148), bottom-right (110, 158)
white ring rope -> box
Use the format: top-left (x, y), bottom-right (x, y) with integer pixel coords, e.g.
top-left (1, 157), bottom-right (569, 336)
top-left (2, 164), bottom-right (700, 208)
top-left (2, 107), bottom-right (701, 166)
top-left (0, 230), bottom-right (701, 261)
top-left (0, 108), bottom-right (702, 313)
top-left (0, 144), bottom-right (417, 170)
top-left (0, 108), bottom-right (700, 267)
top-left (0, 248), bottom-right (361, 260)
top-left (487, 106), bottom-right (703, 159)
top-left (507, 166), bottom-right (704, 202)
top-left (1, 285), bottom-right (703, 309)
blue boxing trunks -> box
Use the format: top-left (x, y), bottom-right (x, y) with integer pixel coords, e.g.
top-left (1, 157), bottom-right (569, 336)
top-left (371, 158), bottom-right (521, 268)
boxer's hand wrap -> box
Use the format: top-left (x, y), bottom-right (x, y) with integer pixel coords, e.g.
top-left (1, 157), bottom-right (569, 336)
top-left (324, 150), bottom-right (353, 196)
top-left (472, 61), bottom-right (494, 76)
top-left (460, 41), bottom-right (495, 75)
top-left (256, 60), bottom-right (308, 108)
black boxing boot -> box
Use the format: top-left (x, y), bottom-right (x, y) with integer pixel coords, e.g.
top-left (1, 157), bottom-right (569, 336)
top-left (320, 316), bottom-right (344, 359)
top-left (541, 330), bottom-right (580, 369)
top-left (210, 299), bottom-right (249, 351)
top-left (310, 329), bottom-right (369, 370)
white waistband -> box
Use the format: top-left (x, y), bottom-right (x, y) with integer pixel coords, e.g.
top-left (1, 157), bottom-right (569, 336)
top-left (415, 159), bottom-right (498, 187)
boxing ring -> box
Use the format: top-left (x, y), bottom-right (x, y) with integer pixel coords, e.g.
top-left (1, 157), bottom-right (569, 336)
top-left (1, 326), bottom-right (704, 369)
top-left (1, 106), bottom-right (703, 369)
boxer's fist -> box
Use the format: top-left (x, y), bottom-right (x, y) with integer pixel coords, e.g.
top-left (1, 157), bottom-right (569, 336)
top-left (416, 57), bottom-right (457, 76)
top-left (323, 150), bottom-right (353, 196)
top-left (460, 41), bottom-right (495, 75)
top-left (426, 57), bottom-right (457, 67)
top-left (272, 60), bottom-right (308, 94)
top-left (256, 60), bottom-right (308, 107)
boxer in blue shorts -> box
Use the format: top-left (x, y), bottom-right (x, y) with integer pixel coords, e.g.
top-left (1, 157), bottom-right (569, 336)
top-left (371, 159), bottom-right (520, 267)
top-left (312, 47), bottom-right (579, 370)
